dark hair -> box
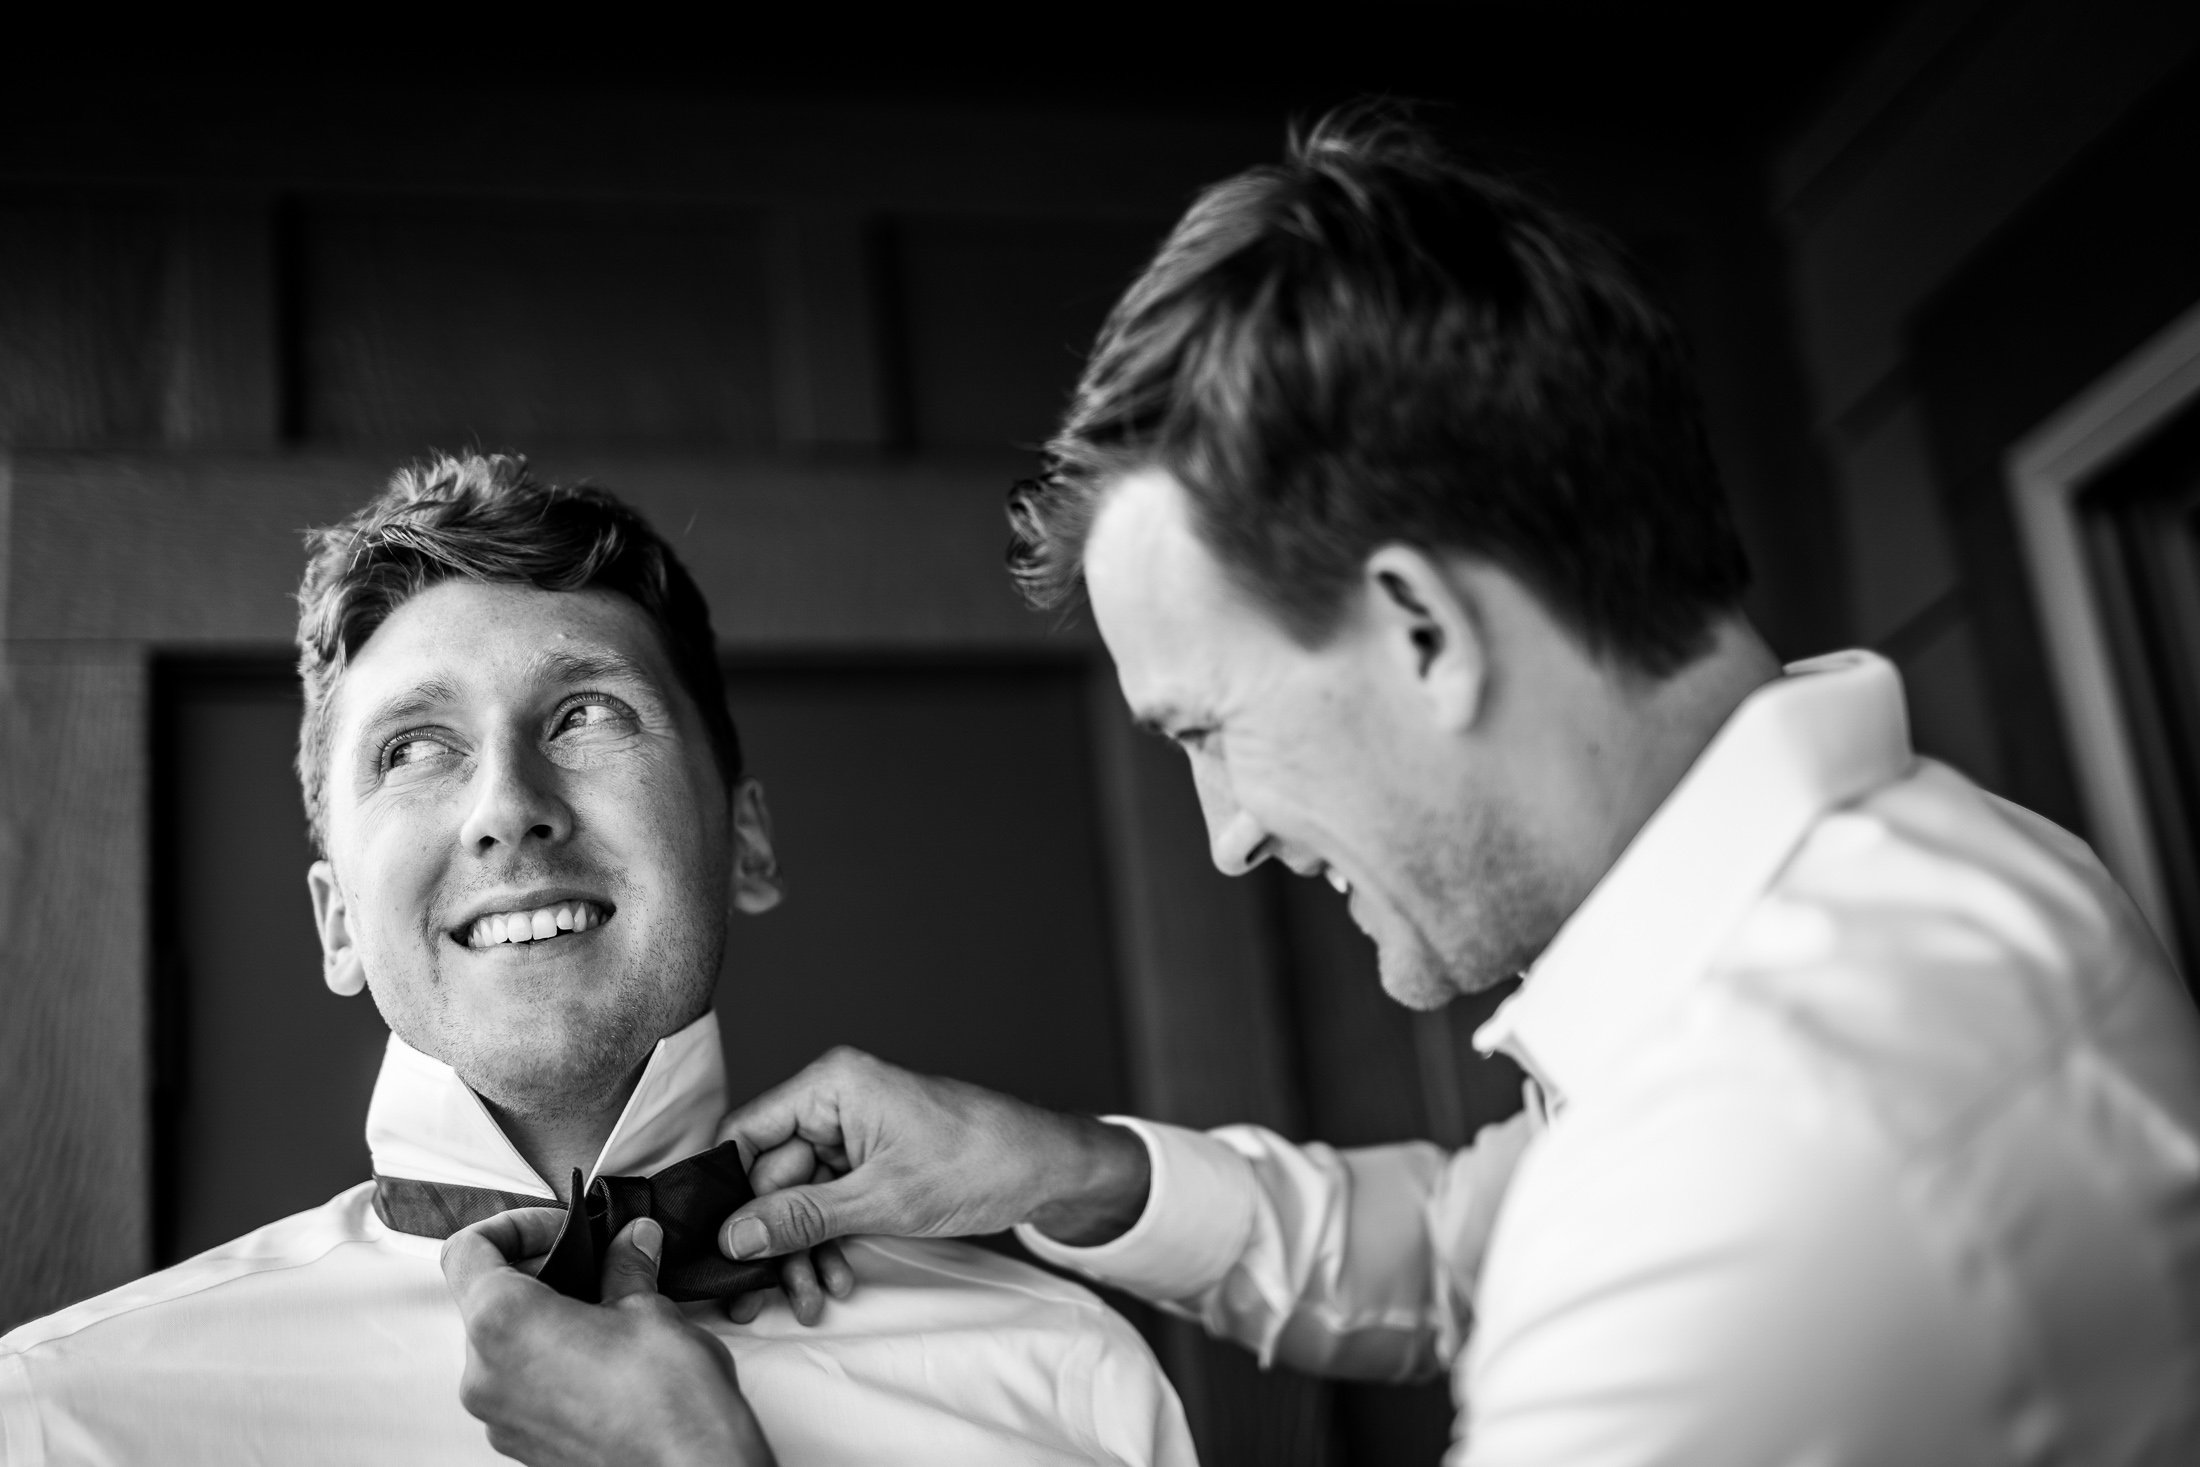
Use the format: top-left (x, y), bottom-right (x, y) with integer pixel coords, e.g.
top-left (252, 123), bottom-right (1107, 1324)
top-left (1006, 108), bottom-right (1749, 673)
top-left (294, 452), bottom-right (740, 850)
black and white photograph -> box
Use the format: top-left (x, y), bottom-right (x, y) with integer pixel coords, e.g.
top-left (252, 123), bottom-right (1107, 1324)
top-left (3, 3), bottom-right (2198, 1463)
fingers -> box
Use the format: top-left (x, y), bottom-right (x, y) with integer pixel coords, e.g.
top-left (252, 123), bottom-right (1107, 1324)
top-left (748, 1139), bottom-right (818, 1196)
top-left (718, 1046), bottom-right (884, 1168)
top-left (816, 1241), bottom-right (856, 1299)
top-left (717, 1067), bottom-right (838, 1161)
top-left (441, 1206), bottom-right (569, 1304)
top-left (777, 1251), bottom-right (825, 1325)
top-left (725, 1289), bottom-right (769, 1325)
top-left (600, 1218), bottom-right (664, 1304)
top-left (720, 1174), bottom-right (884, 1260)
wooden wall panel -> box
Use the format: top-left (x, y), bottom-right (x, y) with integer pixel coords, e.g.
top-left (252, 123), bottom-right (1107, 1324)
top-left (894, 216), bottom-right (1166, 451)
top-left (0, 94), bottom-right (1278, 225)
top-left (1773, 0), bottom-right (2200, 809)
top-left (153, 662), bottom-right (387, 1263)
top-left (0, 652), bottom-right (151, 1329)
top-left (1910, 51), bottom-right (2200, 837)
top-left (764, 210), bottom-right (897, 450)
top-left (1779, 0), bottom-right (2200, 424)
top-left (162, 196), bottom-right (280, 449)
top-left (715, 662), bottom-right (1125, 1115)
top-left (0, 192), bottom-right (170, 447)
top-left (294, 199), bottom-right (775, 448)
top-left (6, 451), bottom-right (1078, 651)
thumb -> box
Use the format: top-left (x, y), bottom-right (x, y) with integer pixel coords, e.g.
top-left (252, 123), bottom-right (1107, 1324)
top-left (601, 1217), bottom-right (664, 1303)
top-left (720, 1175), bottom-right (888, 1260)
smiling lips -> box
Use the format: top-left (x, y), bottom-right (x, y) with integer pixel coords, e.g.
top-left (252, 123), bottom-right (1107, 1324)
top-left (461, 901), bottom-right (611, 950)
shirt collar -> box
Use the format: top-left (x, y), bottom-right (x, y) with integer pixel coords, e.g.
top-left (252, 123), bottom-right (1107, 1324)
top-left (364, 1009), bottom-right (727, 1197)
top-left (1473, 650), bottom-right (1913, 1109)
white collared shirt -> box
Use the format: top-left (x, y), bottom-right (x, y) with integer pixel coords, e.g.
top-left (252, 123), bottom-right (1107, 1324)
top-left (1023, 651), bottom-right (2200, 1465)
top-left (2, 1012), bottom-right (1194, 1467)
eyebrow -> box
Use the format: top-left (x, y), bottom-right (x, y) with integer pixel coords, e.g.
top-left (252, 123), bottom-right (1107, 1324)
top-left (350, 649), bottom-right (663, 745)
top-left (355, 677), bottom-right (463, 739)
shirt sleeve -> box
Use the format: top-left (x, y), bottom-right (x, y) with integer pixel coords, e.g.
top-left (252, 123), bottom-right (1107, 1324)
top-left (1456, 1076), bottom-right (2006, 1467)
top-left (0, 1350), bottom-right (45, 1467)
top-left (1018, 1110), bottom-right (1539, 1384)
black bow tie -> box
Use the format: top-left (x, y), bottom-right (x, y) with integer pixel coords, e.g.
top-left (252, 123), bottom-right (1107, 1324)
top-left (374, 1140), bottom-right (778, 1304)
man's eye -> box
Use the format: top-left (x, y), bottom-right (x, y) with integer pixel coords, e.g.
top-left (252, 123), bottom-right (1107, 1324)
top-left (1173, 728), bottom-right (1215, 753)
top-left (386, 736), bottom-right (451, 770)
top-left (555, 701), bottom-right (627, 735)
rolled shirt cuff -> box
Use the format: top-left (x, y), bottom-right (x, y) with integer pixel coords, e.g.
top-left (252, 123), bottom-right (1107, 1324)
top-left (1015, 1116), bottom-right (1259, 1301)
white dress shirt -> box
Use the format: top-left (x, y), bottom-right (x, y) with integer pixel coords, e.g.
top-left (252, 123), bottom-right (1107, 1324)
top-left (1023, 651), bottom-right (2200, 1465)
top-left (2, 1012), bottom-right (1193, 1467)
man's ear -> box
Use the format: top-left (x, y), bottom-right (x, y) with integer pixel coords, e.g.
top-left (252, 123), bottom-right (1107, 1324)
top-left (306, 859), bottom-right (368, 998)
top-left (1362, 544), bottom-right (1489, 733)
top-left (729, 778), bottom-right (784, 916)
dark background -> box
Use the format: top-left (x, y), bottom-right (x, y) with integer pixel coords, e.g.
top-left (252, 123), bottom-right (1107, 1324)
top-left (7, 5), bottom-right (2200, 1464)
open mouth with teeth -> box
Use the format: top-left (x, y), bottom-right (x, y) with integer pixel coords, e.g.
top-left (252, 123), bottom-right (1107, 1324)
top-left (457, 900), bottom-right (613, 950)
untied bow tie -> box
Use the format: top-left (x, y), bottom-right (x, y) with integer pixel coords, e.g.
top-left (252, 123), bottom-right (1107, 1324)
top-left (374, 1140), bottom-right (778, 1303)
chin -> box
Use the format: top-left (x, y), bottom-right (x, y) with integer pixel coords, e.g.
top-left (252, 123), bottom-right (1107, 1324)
top-left (1376, 941), bottom-right (1461, 1012)
top-left (385, 970), bottom-right (701, 1119)
top-left (457, 1010), bottom-right (659, 1118)
top-left (1375, 922), bottom-right (1534, 1011)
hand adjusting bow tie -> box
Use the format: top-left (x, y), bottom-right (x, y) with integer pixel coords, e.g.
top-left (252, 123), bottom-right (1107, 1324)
top-left (374, 1140), bottom-right (778, 1303)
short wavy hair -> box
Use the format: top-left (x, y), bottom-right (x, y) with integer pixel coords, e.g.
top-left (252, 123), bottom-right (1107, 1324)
top-left (1006, 107), bottom-right (1749, 675)
top-left (294, 452), bottom-right (740, 851)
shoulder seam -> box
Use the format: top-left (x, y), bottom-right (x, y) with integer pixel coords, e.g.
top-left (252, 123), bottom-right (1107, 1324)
top-left (1, 1228), bottom-right (379, 1355)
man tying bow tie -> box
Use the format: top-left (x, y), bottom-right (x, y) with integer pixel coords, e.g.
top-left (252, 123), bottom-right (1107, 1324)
top-left (0, 452), bottom-right (1192, 1467)
top-left (447, 112), bottom-right (2200, 1466)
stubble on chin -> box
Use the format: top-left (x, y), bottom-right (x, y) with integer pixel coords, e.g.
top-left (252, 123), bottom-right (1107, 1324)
top-left (374, 931), bottom-right (722, 1126)
top-left (1377, 940), bottom-right (1459, 1011)
top-left (1385, 800), bottom-right (1564, 1012)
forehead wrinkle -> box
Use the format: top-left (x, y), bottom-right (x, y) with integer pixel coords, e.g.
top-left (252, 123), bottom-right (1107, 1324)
top-left (527, 646), bottom-right (660, 690)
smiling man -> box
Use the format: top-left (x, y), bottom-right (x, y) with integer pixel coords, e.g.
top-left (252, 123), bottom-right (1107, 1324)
top-left (0, 454), bottom-right (1191, 1467)
top-left (446, 114), bottom-right (2200, 1466)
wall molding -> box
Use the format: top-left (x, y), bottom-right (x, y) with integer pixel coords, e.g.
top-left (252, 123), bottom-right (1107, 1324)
top-left (2005, 294), bottom-right (2200, 947)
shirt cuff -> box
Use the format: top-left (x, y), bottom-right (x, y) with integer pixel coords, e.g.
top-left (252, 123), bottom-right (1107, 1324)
top-left (1015, 1116), bottom-right (1259, 1300)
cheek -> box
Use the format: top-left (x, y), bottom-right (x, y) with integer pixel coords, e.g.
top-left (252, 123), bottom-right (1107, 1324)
top-left (590, 763), bottom-right (728, 892)
top-left (340, 827), bottom-right (444, 945)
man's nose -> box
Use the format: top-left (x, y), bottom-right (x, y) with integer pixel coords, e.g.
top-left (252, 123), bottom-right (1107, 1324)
top-left (457, 739), bottom-right (574, 852)
top-left (1191, 762), bottom-right (1268, 877)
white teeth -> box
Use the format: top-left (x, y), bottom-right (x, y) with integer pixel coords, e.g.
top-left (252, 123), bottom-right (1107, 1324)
top-left (1325, 868), bottom-right (1351, 895)
top-left (465, 901), bottom-right (605, 949)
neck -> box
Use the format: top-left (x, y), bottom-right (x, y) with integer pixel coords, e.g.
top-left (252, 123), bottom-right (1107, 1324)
top-left (478, 1061), bottom-right (649, 1204)
top-left (1577, 617), bottom-right (1782, 885)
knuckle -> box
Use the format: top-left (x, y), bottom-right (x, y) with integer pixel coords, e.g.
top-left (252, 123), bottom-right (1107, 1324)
top-left (821, 1044), bottom-right (873, 1078)
top-left (616, 1292), bottom-right (675, 1324)
top-left (466, 1292), bottom-right (530, 1355)
top-left (777, 1189), bottom-right (831, 1247)
top-left (457, 1363), bottom-right (495, 1416)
